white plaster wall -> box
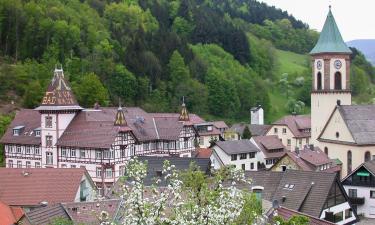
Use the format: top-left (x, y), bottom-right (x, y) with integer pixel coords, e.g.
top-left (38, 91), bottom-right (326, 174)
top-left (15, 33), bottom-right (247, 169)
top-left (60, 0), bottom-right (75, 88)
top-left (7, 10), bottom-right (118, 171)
top-left (319, 109), bottom-right (355, 143)
top-left (344, 185), bottom-right (375, 218)
top-left (73, 174), bottom-right (95, 202)
top-left (320, 202), bottom-right (356, 225)
top-left (199, 135), bottom-right (219, 148)
top-left (211, 145), bottom-right (259, 171)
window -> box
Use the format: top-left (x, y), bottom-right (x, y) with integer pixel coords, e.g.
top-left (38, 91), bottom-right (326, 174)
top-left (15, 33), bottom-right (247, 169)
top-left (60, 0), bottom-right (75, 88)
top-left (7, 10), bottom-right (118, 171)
top-left (299, 139), bottom-right (302, 145)
top-left (71, 165), bottom-right (76, 168)
top-left (80, 150), bottom-right (85, 158)
top-left (317, 72), bottom-right (322, 90)
top-left (46, 152), bottom-right (53, 165)
top-left (130, 145), bottom-right (135, 156)
top-left (61, 148), bottom-right (67, 157)
top-left (71, 149), bottom-right (76, 157)
top-left (96, 168), bottom-right (102, 178)
top-left (282, 128), bottom-right (287, 134)
top-left (287, 139), bottom-right (291, 146)
top-left (96, 150), bottom-right (102, 159)
top-left (45, 116), bottom-right (53, 128)
top-left (8, 160), bottom-right (13, 168)
top-left (16, 145), bottom-right (21, 153)
top-left (240, 153), bottom-right (247, 159)
top-left (199, 137), bottom-right (204, 145)
top-left (250, 163), bottom-right (254, 170)
top-left (163, 142), bottom-right (168, 150)
top-left (241, 164), bottom-right (245, 170)
top-left (26, 161), bottom-right (31, 168)
top-left (17, 161), bottom-right (22, 168)
top-left (348, 189), bottom-right (357, 197)
top-left (105, 168), bottom-right (113, 178)
top-left (13, 129), bottom-right (20, 136)
top-left (156, 170), bottom-right (162, 177)
top-left (26, 146), bottom-right (31, 154)
top-left (370, 191), bottom-right (375, 199)
top-left (61, 164), bottom-right (67, 168)
top-left (274, 128), bottom-right (278, 134)
top-left (336, 132), bottom-right (340, 138)
top-left (184, 138), bottom-right (188, 148)
top-left (249, 152), bottom-right (256, 158)
top-left (35, 146), bottom-right (40, 155)
top-left (35, 130), bottom-right (41, 137)
top-left (281, 165), bottom-right (287, 171)
top-left (334, 211), bottom-right (343, 223)
top-left (324, 147), bottom-right (328, 155)
top-left (365, 151), bottom-right (371, 162)
top-left (119, 166), bottom-right (126, 176)
top-left (266, 159), bottom-right (274, 165)
top-left (35, 162), bottom-right (41, 168)
top-left (169, 141), bottom-right (176, 150)
top-left (46, 135), bottom-right (53, 147)
top-left (334, 72), bottom-right (342, 90)
top-left (231, 154), bottom-right (237, 161)
top-left (345, 209), bottom-right (353, 219)
top-left (143, 143), bottom-right (149, 151)
top-left (120, 147), bottom-right (126, 158)
top-left (347, 150), bottom-right (352, 174)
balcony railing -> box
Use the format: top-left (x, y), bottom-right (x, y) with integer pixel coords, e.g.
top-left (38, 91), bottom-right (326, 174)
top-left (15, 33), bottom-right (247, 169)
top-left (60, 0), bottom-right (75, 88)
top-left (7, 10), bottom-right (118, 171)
top-left (349, 196), bottom-right (365, 205)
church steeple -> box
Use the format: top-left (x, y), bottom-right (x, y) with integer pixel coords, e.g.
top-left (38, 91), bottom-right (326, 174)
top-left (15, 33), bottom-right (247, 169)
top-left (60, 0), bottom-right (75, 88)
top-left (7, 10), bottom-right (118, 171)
top-left (310, 6), bottom-right (352, 55)
top-left (179, 97), bottom-right (189, 121)
top-left (35, 67), bottom-right (82, 111)
top-left (114, 103), bottom-right (127, 126)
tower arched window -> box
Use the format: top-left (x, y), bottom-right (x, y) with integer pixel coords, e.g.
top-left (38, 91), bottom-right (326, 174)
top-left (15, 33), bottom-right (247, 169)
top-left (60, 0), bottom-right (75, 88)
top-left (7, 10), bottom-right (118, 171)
top-left (347, 150), bottom-right (352, 175)
top-left (365, 151), bottom-right (371, 162)
top-left (334, 72), bottom-right (342, 90)
top-left (317, 72), bottom-right (322, 90)
top-left (324, 147), bottom-right (328, 155)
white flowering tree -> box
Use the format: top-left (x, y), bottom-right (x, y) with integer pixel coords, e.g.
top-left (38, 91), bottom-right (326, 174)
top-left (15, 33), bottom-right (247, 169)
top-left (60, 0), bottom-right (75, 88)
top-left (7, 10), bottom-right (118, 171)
top-left (114, 157), bottom-right (265, 225)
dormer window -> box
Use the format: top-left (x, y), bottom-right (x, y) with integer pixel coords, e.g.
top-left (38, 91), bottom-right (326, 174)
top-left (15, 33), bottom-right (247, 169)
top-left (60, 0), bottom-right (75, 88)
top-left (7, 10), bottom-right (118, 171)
top-left (12, 126), bottom-right (24, 136)
top-left (34, 128), bottom-right (41, 137)
top-left (207, 125), bottom-right (213, 131)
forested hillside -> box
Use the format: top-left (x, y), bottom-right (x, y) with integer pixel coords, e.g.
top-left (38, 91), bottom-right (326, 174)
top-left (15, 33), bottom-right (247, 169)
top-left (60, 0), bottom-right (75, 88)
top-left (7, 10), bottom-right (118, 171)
top-left (0, 0), bottom-right (373, 124)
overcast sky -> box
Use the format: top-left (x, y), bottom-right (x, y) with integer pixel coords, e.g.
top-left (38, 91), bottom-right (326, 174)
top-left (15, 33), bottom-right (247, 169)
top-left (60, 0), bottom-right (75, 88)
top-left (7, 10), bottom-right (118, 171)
top-left (258, 0), bottom-right (375, 41)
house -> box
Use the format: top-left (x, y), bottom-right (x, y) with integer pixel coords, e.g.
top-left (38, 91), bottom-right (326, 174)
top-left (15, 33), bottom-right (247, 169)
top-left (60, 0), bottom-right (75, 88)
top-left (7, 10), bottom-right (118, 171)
top-left (251, 135), bottom-right (287, 169)
top-left (342, 160), bottom-right (375, 218)
top-left (0, 68), bottom-right (206, 189)
top-left (266, 114), bottom-right (311, 150)
top-left (192, 148), bottom-right (212, 159)
top-left (195, 122), bottom-right (222, 148)
top-left (269, 206), bottom-right (336, 225)
top-left (241, 170), bottom-right (358, 225)
top-left (210, 140), bottom-right (260, 171)
top-left (20, 199), bottom-right (122, 225)
top-left (224, 123), bottom-right (271, 141)
top-left (270, 145), bottom-right (341, 174)
top-left (212, 121), bottom-right (228, 135)
top-left (0, 201), bottom-right (24, 225)
top-left (0, 168), bottom-right (96, 211)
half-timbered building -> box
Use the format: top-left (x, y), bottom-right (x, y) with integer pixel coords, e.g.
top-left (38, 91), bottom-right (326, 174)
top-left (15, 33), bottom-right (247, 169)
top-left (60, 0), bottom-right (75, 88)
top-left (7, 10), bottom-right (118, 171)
top-left (0, 68), bottom-right (203, 190)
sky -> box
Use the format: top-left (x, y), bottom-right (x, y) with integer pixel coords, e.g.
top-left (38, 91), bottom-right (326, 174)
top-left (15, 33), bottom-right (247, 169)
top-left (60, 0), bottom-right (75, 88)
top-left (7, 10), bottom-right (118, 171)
top-left (258, 0), bottom-right (375, 41)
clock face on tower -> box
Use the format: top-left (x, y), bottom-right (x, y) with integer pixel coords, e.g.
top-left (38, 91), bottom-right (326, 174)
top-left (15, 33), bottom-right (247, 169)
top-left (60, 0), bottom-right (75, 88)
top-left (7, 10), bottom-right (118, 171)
top-left (317, 60), bottom-right (322, 70)
top-left (334, 60), bottom-right (342, 69)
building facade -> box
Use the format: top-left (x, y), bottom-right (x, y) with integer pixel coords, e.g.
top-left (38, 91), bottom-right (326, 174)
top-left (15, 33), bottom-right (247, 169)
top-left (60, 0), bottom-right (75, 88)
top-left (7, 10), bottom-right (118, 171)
top-left (0, 68), bottom-right (202, 189)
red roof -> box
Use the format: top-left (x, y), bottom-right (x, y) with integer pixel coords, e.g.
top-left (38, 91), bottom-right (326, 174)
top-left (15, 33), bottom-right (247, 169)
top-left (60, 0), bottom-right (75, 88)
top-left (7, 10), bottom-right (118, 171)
top-left (252, 135), bottom-right (287, 159)
top-left (275, 207), bottom-right (335, 225)
top-left (273, 115), bottom-right (311, 138)
top-left (0, 201), bottom-right (24, 225)
top-left (0, 168), bottom-right (91, 206)
top-left (194, 148), bottom-right (212, 158)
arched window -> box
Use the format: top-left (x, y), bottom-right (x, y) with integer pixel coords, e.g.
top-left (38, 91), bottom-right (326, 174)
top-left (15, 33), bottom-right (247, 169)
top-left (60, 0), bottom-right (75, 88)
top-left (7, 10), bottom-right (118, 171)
top-left (347, 150), bottom-right (352, 175)
top-left (324, 147), bottom-right (328, 155)
top-left (317, 72), bottom-right (322, 90)
top-left (365, 151), bottom-right (371, 162)
top-left (334, 72), bottom-right (342, 90)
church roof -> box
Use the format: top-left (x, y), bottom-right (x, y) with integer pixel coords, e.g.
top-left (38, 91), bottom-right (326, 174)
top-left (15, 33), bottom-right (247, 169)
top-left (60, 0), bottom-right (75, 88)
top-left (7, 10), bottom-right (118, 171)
top-left (310, 7), bottom-right (352, 55)
top-left (35, 68), bottom-right (82, 111)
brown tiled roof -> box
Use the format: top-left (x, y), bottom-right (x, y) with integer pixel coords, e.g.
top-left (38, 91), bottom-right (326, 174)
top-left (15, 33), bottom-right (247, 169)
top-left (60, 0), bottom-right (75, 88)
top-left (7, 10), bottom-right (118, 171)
top-left (252, 135), bottom-right (287, 159)
top-left (228, 123), bottom-right (271, 136)
top-left (273, 115), bottom-right (311, 138)
top-left (62, 199), bottom-right (121, 224)
top-left (24, 204), bottom-right (70, 225)
top-left (283, 152), bottom-right (315, 171)
top-left (212, 121), bottom-right (228, 129)
top-left (150, 113), bottom-right (205, 124)
top-left (274, 207), bottom-right (336, 225)
top-left (299, 146), bottom-right (331, 166)
top-left (244, 170), bottom-right (340, 218)
top-left (193, 148), bottom-right (212, 158)
top-left (215, 140), bottom-right (260, 155)
top-left (196, 123), bottom-right (222, 136)
top-left (0, 109), bottom-right (41, 145)
top-left (0, 168), bottom-right (91, 206)
top-left (153, 117), bottom-right (184, 140)
top-left (0, 201), bottom-right (24, 225)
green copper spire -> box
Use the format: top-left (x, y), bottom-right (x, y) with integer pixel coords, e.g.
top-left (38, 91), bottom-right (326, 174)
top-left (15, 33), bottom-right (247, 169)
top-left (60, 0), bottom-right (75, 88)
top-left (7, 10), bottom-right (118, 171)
top-left (310, 6), bottom-right (352, 55)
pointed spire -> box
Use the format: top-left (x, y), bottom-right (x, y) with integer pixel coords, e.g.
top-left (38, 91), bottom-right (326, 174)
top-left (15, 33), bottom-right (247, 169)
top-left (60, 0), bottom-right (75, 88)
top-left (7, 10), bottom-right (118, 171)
top-left (35, 67), bottom-right (82, 111)
top-left (310, 6), bottom-right (352, 55)
top-left (179, 96), bottom-right (190, 121)
top-left (114, 100), bottom-right (127, 126)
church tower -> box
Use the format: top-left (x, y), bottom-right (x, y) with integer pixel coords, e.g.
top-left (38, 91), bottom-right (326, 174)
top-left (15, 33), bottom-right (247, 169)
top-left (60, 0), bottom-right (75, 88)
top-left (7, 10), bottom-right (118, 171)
top-left (35, 67), bottom-right (82, 168)
top-left (310, 6), bottom-right (352, 143)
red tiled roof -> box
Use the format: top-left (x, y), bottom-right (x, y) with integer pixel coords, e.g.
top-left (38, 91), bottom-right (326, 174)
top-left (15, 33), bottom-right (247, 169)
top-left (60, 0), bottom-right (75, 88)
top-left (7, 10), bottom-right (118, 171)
top-left (0, 168), bottom-right (90, 206)
top-left (194, 148), bottom-right (212, 158)
top-left (0, 201), bottom-right (24, 225)
top-left (273, 115), bottom-right (311, 138)
top-left (299, 146), bottom-right (331, 166)
top-left (0, 109), bottom-right (41, 145)
top-left (284, 151), bottom-right (315, 171)
top-left (212, 121), bottom-right (228, 129)
top-left (275, 207), bottom-right (335, 225)
top-left (252, 135), bottom-right (287, 159)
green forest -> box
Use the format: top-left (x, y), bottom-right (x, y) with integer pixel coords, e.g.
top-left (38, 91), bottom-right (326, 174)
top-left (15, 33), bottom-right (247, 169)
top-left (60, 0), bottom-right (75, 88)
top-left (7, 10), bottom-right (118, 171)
top-left (0, 0), bottom-right (374, 126)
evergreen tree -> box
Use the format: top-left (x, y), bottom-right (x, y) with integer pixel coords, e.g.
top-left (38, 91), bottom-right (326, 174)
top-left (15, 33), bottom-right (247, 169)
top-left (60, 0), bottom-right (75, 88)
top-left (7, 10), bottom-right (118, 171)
top-left (242, 126), bottom-right (252, 139)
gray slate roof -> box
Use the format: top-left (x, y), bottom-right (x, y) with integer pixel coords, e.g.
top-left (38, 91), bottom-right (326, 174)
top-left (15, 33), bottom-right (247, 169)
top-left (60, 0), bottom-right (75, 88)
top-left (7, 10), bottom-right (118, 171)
top-left (215, 140), bottom-right (260, 155)
top-left (242, 170), bottom-right (341, 218)
top-left (338, 105), bottom-right (375, 145)
top-left (228, 123), bottom-right (270, 137)
top-left (24, 204), bottom-right (70, 225)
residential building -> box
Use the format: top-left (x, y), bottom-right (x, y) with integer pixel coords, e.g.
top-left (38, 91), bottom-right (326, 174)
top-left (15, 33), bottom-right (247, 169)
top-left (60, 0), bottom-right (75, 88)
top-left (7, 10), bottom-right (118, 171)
top-left (342, 160), bottom-right (375, 218)
top-left (270, 145), bottom-right (341, 174)
top-left (192, 148), bottom-right (212, 159)
top-left (195, 122), bottom-right (222, 148)
top-left (210, 140), bottom-right (260, 171)
top-left (225, 123), bottom-right (270, 141)
top-left (241, 170), bottom-right (358, 225)
top-left (0, 168), bottom-right (96, 210)
top-left (0, 201), bottom-right (24, 225)
top-left (0, 68), bottom-right (204, 189)
top-left (268, 206), bottom-right (336, 225)
top-left (251, 135), bottom-right (287, 169)
top-left (266, 115), bottom-right (311, 150)
top-left (212, 121), bottom-right (228, 135)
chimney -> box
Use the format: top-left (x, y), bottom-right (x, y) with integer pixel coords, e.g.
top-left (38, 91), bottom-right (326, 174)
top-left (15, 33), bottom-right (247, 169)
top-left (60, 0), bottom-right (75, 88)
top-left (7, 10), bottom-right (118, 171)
top-left (250, 105), bottom-right (264, 125)
top-left (336, 99), bottom-right (341, 106)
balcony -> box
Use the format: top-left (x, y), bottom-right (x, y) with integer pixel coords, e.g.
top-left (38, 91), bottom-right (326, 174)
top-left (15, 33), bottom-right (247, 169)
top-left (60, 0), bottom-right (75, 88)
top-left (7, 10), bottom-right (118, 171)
top-left (349, 196), bottom-right (365, 205)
